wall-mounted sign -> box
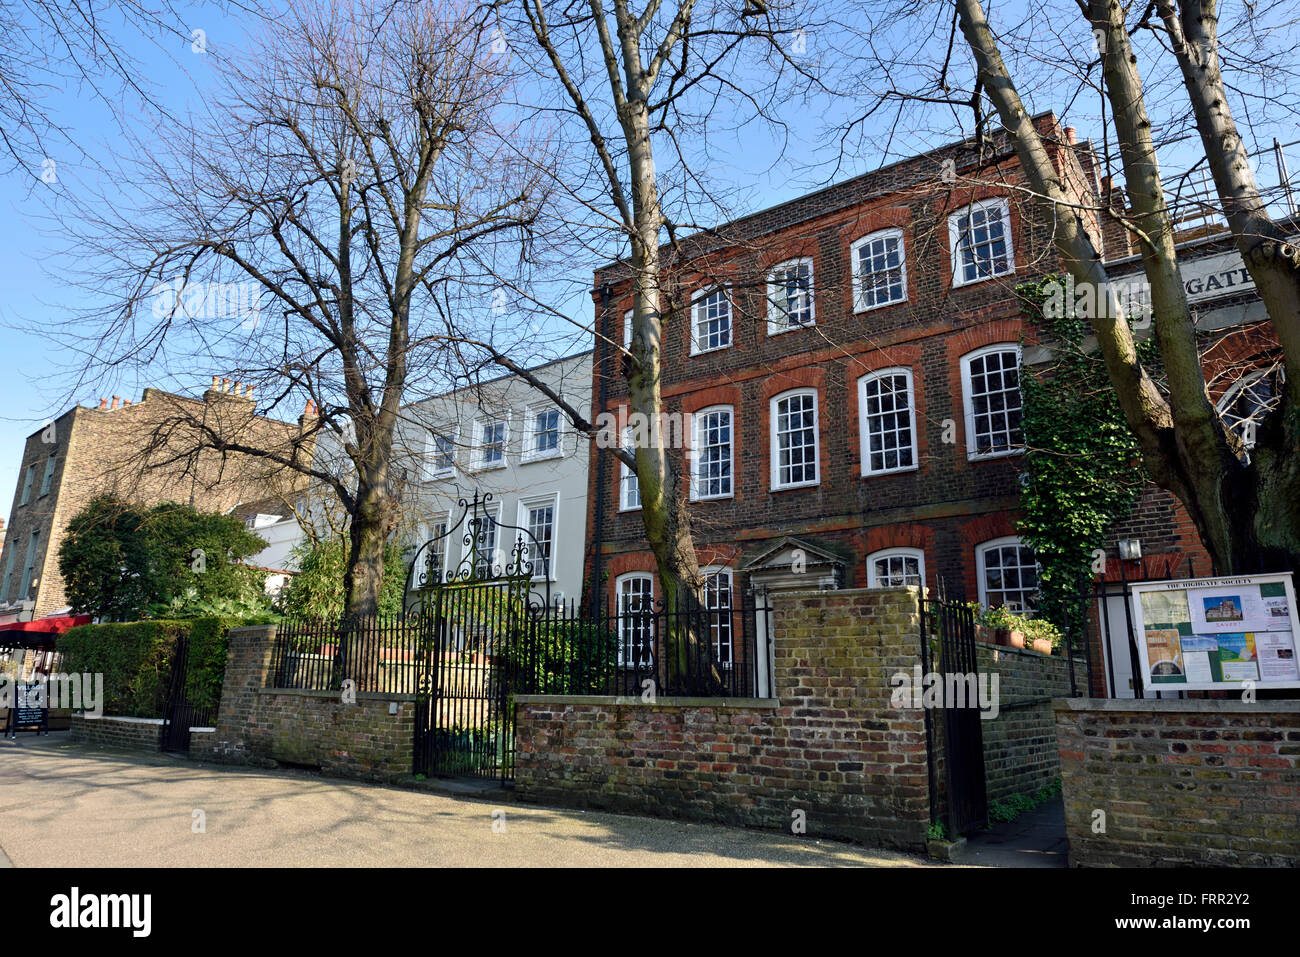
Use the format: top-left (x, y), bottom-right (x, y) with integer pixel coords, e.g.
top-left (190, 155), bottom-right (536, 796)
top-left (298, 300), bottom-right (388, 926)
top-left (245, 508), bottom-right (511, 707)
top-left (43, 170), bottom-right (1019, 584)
top-left (1129, 573), bottom-right (1300, 691)
top-left (1112, 248), bottom-right (1257, 309)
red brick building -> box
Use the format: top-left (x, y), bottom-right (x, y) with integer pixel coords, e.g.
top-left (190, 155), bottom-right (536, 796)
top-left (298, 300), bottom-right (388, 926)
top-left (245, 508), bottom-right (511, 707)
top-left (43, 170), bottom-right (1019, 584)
top-left (582, 112), bottom-right (1292, 697)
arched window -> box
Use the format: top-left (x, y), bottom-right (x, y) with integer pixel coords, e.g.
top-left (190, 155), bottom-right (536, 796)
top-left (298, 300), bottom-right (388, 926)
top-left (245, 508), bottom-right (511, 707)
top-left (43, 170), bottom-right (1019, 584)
top-left (961, 344), bottom-right (1023, 459)
top-left (851, 229), bottom-right (907, 311)
top-left (770, 389), bottom-right (819, 489)
top-left (858, 368), bottom-right (917, 475)
top-left (949, 198), bottom-right (1013, 286)
top-left (977, 536), bottom-right (1040, 614)
top-left (767, 258), bottom-right (815, 333)
top-left (1217, 364), bottom-right (1284, 459)
top-left (691, 406), bottom-right (734, 500)
top-left (615, 573), bottom-right (655, 666)
top-left (867, 548), bottom-right (925, 589)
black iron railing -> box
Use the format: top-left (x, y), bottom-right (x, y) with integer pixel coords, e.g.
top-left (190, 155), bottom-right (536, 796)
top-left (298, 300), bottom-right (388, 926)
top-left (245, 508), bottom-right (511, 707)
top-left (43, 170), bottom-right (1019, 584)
top-left (269, 594), bottom-right (774, 701)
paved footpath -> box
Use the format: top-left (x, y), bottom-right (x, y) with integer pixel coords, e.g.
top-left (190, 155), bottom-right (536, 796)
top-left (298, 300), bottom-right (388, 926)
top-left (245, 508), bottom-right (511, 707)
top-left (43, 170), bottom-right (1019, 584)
top-left (0, 735), bottom-right (933, 868)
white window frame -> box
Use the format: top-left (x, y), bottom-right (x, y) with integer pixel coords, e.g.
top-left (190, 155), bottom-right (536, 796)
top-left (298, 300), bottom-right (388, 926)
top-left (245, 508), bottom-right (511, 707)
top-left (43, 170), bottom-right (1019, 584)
top-left (976, 536), bottom-right (1040, 614)
top-left (689, 285), bottom-right (733, 355)
top-left (948, 197), bottom-right (1014, 288)
top-left (425, 430), bottom-right (457, 480)
top-left (471, 416), bottom-right (509, 471)
top-left (690, 405), bottom-right (734, 501)
top-left (858, 367), bottom-right (918, 476)
top-left (416, 513), bottom-right (452, 586)
top-left (866, 547), bottom-right (926, 589)
top-left (850, 228), bottom-right (908, 312)
top-left (622, 308), bottom-right (633, 351)
top-left (699, 566), bottom-right (735, 666)
top-left (521, 405), bottom-right (565, 463)
top-left (615, 572), bottom-right (655, 667)
top-left (766, 258), bottom-right (815, 335)
top-left (618, 428), bottom-right (641, 512)
top-left (462, 503), bottom-right (503, 577)
top-left (770, 389), bottom-right (820, 491)
top-left (517, 493), bottom-right (560, 581)
top-left (961, 344), bottom-right (1024, 461)
top-left (1217, 364), bottom-right (1284, 456)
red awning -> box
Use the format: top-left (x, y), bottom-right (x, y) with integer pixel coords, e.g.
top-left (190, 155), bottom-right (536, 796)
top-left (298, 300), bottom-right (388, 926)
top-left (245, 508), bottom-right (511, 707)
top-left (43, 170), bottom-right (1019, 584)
top-left (0, 614), bottom-right (91, 635)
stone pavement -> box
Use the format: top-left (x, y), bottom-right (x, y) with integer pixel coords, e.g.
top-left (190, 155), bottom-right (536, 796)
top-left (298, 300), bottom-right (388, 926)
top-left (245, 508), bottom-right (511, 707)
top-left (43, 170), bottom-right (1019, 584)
top-left (0, 734), bottom-right (937, 868)
top-left (953, 794), bottom-right (1069, 867)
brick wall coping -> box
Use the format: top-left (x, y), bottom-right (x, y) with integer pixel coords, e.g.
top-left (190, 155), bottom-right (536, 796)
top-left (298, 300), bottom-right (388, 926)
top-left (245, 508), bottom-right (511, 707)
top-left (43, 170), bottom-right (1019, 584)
top-left (256, 687), bottom-right (420, 703)
top-left (76, 714), bottom-right (164, 724)
top-left (190, 726), bottom-right (216, 733)
top-left (228, 624), bottom-right (277, 635)
top-left (1054, 697), bottom-right (1300, 714)
top-left (514, 694), bottom-right (779, 709)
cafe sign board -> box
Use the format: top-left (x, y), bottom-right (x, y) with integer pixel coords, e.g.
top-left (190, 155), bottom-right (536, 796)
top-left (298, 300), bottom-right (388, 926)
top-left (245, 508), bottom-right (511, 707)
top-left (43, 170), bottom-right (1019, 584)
top-left (1129, 573), bottom-right (1300, 691)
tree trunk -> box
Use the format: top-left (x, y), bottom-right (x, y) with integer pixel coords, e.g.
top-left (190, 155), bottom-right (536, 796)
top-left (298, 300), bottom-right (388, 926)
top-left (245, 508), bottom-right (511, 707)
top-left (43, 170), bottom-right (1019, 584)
top-left (1159, 0), bottom-right (1300, 565)
top-left (344, 465), bottom-right (392, 617)
top-left (955, 0), bottom-right (1259, 573)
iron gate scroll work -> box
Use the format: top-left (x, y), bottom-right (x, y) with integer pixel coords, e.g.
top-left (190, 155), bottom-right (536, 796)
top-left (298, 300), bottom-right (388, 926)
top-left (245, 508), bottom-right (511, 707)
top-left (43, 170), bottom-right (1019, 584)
top-left (920, 599), bottom-right (989, 835)
top-left (405, 492), bottom-right (551, 783)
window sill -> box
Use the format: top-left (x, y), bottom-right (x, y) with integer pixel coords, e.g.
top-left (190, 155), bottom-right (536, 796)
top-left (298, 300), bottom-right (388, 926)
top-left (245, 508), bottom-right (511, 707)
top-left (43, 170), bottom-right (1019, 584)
top-left (690, 342), bottom-right (732, 357)
top-left (766, 319), bottom-right (815, 337)
top-left (690, 492), bottom-right (734, 503)
top-left (951, 267), bottom-right (1015, 289)
top-left (861, 463), bottom-right (919, 478)
top-left (770, 480), bottom-right (819, 493)
top-left (853, 295), bottom-right (907, 315)
top-left (967, 448), bottom-right (1024, 462)
top-left (521, 450), bottom-right (563, 465)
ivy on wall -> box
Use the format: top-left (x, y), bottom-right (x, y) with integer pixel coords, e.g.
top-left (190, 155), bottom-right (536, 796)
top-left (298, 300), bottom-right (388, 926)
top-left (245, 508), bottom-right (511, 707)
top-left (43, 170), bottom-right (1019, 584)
top-left (1014, 275), bottom-right (1157, 633)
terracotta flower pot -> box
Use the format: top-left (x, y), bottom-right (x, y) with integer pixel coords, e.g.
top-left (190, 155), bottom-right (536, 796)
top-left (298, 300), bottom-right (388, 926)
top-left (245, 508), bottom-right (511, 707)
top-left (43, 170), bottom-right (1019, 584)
top-left (994, 627), bottom-right (1012, 647)
top-left (1007, 630), bottom-right (1027, 650)
top-left (1031, 638), bottom-right (1053, 655)
top-left (975, 625), bottom-right (995, 645)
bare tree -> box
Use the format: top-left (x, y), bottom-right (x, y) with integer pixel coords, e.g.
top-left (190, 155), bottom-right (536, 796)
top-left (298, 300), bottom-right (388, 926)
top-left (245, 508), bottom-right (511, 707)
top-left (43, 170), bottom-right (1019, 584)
top-left (488, 0), bottom-right (823, 626)
top-left (49, 0), bottom-right (545, 614)
top-left (945, 0), bottom-right (1300, 572)
top-left (0, 1), bottom-right (264, 175)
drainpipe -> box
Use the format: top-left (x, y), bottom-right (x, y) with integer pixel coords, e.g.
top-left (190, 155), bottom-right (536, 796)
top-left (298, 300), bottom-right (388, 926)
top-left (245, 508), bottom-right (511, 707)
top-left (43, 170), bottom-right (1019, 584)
top-left (591, 281), bottom-right (613, 618)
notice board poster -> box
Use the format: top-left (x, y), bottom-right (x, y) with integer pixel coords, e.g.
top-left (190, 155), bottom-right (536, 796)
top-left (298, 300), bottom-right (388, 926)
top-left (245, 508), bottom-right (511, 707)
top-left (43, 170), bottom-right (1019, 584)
top-left (1130, 573), bottom-right (1300, 691)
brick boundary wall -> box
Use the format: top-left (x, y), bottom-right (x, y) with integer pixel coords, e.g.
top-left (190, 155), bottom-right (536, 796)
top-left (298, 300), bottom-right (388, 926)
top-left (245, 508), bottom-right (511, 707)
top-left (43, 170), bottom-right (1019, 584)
top-left (69, 714), bottom-right (164, 752)
top-left (194, 624), bottom-right (416, 783)
top-left (1055, 698), bottom-right (1300, 866)
top-left (977, 643), bottom-right (1082, 803)
top-left (515, 588), bottom-right (934, 850)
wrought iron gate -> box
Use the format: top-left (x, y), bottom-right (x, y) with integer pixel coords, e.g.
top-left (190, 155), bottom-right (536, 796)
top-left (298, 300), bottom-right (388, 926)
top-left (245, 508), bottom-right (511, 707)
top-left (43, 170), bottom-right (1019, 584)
top-left (160, 634), bottom-right (214, 753)
top-left (407, 493), bottom-right (550, 782)
top-left (920, 598), bottom-right (988, 835)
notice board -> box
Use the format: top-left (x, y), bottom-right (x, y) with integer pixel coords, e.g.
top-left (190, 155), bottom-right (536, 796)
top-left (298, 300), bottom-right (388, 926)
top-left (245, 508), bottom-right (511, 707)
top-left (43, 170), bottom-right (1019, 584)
top-left (1129, 573), bottom-right (1300, 691)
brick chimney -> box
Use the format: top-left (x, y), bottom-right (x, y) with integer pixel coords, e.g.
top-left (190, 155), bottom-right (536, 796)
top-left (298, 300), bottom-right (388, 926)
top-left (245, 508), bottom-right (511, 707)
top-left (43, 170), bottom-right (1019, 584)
top-left (1064, 126), bottom-right (1078, 146)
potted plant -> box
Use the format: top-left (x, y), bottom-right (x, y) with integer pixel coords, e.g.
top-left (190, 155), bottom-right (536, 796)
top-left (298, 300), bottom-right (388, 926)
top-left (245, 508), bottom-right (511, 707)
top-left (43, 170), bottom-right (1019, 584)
top-left (1020, 618), bottom-right (1063, 655)
top-left (979, 606), bottom-right (1026, 649)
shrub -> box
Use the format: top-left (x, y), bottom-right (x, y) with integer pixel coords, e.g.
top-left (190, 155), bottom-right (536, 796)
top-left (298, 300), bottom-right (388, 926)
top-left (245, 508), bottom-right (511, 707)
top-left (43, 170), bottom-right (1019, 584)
top-left (57, 616), bottom-right (234, 717)
top-left (515, 619), bottom-right (618, 695)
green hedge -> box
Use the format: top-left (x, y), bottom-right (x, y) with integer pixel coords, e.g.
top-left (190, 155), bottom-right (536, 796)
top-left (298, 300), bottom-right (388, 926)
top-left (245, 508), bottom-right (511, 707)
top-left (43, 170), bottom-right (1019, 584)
top-left (57, 616), bottom-right (236, 718)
